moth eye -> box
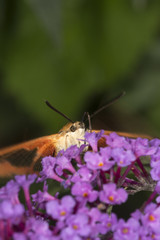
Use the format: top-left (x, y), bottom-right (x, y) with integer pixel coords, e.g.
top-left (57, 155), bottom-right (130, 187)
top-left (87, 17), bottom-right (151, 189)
top-left (70, 125), bottom-right (76, 132)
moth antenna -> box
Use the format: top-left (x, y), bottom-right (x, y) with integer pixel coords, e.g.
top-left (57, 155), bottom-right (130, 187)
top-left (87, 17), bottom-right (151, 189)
top-left (82, 112), bottom-right (89, 123)
top-left (82, 112), bottom-right (92, 131)
top-left (45, 100), bottom-right (74, 123)
top-left (90, 91), bottom-right (126, 119)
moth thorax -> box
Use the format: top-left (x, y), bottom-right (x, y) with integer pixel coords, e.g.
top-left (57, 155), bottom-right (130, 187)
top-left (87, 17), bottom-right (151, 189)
top-left (55, 121), bottom-right (86, 155)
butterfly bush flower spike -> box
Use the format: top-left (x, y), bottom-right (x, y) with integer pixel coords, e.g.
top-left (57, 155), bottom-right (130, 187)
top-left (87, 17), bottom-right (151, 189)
top-left (1, 131), bottom-right (160, 239)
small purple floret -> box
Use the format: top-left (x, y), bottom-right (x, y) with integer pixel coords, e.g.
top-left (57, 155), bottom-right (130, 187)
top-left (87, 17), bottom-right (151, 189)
top-left (85, 130), bottom-right (104, 152)
top-left (99, 183), bottom-right (128, 205)
top-left (114, 218), bottom-right (140, 240)
top-left (105, 132), bottom-right (130, 149)
top-left (111, 147), bottom-right (136, 167)
top-left (84, 148), bottom-right (115, 171)
top-left (71, 181), bottom-right (98, 202)
top-left (46, 195), bottom-right (75, 221)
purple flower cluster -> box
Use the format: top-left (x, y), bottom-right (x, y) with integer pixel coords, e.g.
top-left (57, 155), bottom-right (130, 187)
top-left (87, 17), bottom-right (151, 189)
top-left (0, 131), bottom-right (160, 239)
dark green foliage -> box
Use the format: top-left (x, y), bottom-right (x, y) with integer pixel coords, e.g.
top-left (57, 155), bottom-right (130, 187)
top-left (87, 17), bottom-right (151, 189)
top-left (0, 0), bottom-right (160, 147)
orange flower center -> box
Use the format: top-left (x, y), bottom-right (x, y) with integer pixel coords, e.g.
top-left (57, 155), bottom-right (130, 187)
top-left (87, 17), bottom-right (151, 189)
top-left (148, 214), bottom-right (155, 222)
top-left (83, 192), bottom-right (88, 197)
top-left (122, 227), bottom-right (129, 234)
top-left (60, 211), bottom-right (66, 216)
top-left (107, 222), bottom-right (111, 228)
top-left (108, 195), bottom-right (114, 202)
top-left (73, 224), bottom-right (78, 230)
top-left (98, 162), bottom-right (104, 167)
top-left (151, 233), bottom-right (155, 239)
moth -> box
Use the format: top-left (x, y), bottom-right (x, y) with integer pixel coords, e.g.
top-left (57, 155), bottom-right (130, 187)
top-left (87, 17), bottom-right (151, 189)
top-left (0, 94), bottom-right (151, 177)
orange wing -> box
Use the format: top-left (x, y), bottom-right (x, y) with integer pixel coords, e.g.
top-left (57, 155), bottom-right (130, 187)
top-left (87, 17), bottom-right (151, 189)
top-left (0, 134), bottom-right (58, 177)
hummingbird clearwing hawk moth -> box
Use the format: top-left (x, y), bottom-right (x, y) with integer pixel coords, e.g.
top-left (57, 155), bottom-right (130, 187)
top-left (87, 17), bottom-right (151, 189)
top-left (0, 94), bottom-right (152, 177)
top-left (0, 121), bottom-right (86, 177)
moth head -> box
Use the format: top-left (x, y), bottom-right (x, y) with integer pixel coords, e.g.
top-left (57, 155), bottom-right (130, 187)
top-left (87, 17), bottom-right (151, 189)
top-left (59, 121), bottom-right (85, 134)
top-left (55, 121), bottom-right (86, 154)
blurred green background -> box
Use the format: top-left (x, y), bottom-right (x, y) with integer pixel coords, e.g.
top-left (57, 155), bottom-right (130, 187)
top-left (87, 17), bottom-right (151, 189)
top-left (1, 0), bottom-right (160, 148)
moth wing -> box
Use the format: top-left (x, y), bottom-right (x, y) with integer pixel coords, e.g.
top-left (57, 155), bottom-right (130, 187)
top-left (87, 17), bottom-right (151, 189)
top-left (0, 135), bottom-right (58, 177)
top-left (103, 130), bottom-right (152, 139)
top-left (93, 130), bottom-right (152, 148)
